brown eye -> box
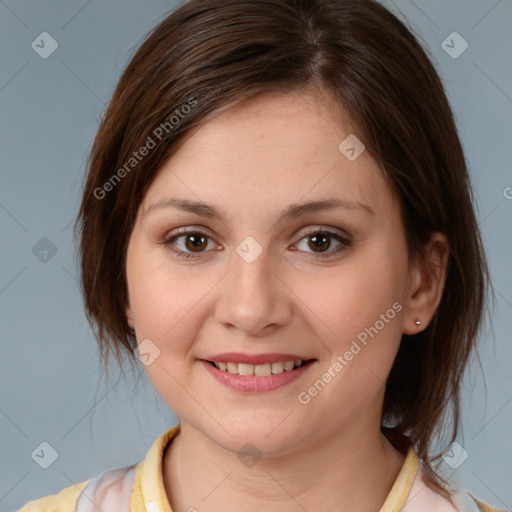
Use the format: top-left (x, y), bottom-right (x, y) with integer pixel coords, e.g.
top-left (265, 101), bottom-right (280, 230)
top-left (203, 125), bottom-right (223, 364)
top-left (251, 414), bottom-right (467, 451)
top-left (161, 229), bottom-right (218, 259)
top-left (307, 232), bottom-right (333, 253)
top-left (161, 227), bottom-right (351, 260)
top-left (183, 233), bottom-right (208, 252)
top-left (295, 228), bottom-right (352, 259)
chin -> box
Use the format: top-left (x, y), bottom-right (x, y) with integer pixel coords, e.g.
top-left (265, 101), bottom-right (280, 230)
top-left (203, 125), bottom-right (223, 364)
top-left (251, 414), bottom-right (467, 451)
top-left (202, 414), bottom-right (307, 458)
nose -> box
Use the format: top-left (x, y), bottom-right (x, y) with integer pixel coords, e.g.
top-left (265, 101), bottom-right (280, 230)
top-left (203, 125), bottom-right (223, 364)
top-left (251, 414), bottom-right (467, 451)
top-left (214, 241), bottom-right (292, 337)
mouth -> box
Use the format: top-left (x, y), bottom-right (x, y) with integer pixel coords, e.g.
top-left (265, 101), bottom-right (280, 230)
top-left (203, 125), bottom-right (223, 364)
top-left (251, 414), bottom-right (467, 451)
top-left (200, 352), bottom-right (317, 392)
top-left (205, 359), bottom-right (314, 376)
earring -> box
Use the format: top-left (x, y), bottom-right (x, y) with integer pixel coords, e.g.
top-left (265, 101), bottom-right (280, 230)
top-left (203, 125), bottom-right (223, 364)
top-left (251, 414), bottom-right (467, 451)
top-left (415, 319), bottom-right (422, 326)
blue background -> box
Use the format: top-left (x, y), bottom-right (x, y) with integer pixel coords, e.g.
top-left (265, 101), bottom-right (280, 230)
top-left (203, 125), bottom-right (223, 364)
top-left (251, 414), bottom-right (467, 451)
top-left (1, 1), bottom-right (511, 510)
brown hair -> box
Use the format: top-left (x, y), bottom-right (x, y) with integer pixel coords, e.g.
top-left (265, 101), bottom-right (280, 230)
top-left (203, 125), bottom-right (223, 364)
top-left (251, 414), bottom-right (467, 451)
top-left (75, 0), bottom-right (493, 500)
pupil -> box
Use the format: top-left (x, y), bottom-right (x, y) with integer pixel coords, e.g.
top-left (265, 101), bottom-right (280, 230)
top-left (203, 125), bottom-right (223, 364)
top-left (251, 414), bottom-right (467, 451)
top-left (186, 234), bottom-right (207, 252)
top-left (184, 233), bottom-right (331, 253)
top-left (310, 233), bottom-right (330, 252)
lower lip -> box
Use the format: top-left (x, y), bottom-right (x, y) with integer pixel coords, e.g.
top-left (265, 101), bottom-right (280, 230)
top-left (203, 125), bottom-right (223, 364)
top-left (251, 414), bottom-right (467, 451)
top-left (200, 359), bottom-right (316, 393)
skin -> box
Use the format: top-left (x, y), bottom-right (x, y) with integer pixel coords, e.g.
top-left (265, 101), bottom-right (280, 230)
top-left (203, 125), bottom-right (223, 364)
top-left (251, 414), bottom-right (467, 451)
top-left (125, 84), bottom-right (449, 512)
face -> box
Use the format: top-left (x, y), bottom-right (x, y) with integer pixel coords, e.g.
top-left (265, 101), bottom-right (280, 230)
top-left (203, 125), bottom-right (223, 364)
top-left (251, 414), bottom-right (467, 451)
top-left (125, 86), bottom-right (418, 456)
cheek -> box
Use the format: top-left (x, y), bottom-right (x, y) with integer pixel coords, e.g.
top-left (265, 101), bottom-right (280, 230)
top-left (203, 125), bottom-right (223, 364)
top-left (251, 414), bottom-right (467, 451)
top-left (332, 245), bottom-right (407, 388)
top-left (126, 243), bottom-right (200, 335)
top-left (293, 240), bottom-right (407, 347)
top-left (126, 254), bottom-right (206, 410)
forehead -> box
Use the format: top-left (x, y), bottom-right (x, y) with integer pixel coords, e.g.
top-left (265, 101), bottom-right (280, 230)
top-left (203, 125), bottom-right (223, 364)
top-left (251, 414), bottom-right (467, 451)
top-left (140, 88), bottom-right (395, 221)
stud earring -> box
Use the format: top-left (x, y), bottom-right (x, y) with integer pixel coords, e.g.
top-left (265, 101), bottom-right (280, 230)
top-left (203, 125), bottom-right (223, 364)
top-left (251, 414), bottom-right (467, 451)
top-left (415, 319), bottom-right (422, 326)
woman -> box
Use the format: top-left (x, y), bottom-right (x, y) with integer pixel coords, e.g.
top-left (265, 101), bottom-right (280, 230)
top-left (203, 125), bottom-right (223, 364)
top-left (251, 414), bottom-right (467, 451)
top-left (18, 0), bottom-right (504, 510)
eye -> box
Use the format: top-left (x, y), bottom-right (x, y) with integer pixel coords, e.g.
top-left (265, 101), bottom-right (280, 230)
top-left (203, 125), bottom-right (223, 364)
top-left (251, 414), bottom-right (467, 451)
top-left (159, 225), bottom-right (352, 260)
top-left (293, 226), bottom-right (352, 259)
top-left (159, 228), bottom-right (220, 259)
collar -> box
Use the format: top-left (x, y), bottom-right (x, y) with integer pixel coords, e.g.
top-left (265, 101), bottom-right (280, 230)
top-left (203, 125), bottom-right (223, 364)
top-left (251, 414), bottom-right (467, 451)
top-left (130, 423), bottom-right (421, 511)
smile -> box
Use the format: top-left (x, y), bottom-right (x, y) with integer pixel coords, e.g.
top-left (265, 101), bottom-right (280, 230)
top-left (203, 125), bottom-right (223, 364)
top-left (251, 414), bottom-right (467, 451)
top-left (208, 360), bottom-right (304, 376)
top-left (201, 358), bottom-right (316, 393)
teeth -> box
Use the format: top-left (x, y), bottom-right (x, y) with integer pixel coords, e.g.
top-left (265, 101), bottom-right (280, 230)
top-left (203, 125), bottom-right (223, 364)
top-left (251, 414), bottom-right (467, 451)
top-left (212, 360), bottom-right (305, 375)
top-left (254, 363), bottom-right (272, 376)
top-left (271, 362), bottom-right (284, 374)
top-left (238, 363), bottom-right (254, 376)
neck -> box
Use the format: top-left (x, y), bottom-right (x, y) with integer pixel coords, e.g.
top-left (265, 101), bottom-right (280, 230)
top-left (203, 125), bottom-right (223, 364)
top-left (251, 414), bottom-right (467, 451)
top-left (163, 415), bottom-right (405, 512)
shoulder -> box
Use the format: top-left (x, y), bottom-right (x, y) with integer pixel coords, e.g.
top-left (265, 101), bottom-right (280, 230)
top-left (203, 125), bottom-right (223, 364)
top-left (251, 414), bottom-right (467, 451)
top-left (403, 467), bottom-right (507, 512)
top-left (16, 465), bottom-right (137, 512)
top-left (468, 495), bottom-right (510, 512)
top-left (16, 478), bottom-right (89, 512)
top-left (16, 425), bottom-right (180, 512)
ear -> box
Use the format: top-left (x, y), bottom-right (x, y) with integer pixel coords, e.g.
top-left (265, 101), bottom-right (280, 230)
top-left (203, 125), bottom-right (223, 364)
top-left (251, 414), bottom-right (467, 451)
top-left (402, 232), bottom-right (450, 335)
top-left (125, 303), bottom-right (135, 330)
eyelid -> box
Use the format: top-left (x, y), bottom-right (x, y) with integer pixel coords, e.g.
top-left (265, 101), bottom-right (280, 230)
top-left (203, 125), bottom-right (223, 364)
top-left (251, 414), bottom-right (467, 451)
top-left (162, 224), bottom-right (350, 246)
top-left (163, 225), bottom-right (218, 242)
top-left (160, 223), bottom-right (352, 261)
top-left (295, 224), bottom-right (350, 241)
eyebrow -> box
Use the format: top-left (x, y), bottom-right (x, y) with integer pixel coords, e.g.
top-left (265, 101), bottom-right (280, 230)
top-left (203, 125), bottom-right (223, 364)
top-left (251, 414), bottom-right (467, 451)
top-left (143, 197), bottom-right (375, 223)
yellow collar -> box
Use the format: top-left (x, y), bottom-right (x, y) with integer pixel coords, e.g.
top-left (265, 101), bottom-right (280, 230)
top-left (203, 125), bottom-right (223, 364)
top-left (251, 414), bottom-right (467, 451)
top-left (131, 424), bottom-right (420, 511)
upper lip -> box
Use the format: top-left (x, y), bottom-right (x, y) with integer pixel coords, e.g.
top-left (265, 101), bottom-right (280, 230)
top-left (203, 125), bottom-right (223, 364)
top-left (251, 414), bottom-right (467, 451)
top-left (203, 353), bottom-right (314, 365)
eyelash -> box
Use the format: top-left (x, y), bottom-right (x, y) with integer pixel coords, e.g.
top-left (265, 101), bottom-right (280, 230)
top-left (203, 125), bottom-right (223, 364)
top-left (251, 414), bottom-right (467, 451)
top-left (158, 226), bottom-right (352, 260)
